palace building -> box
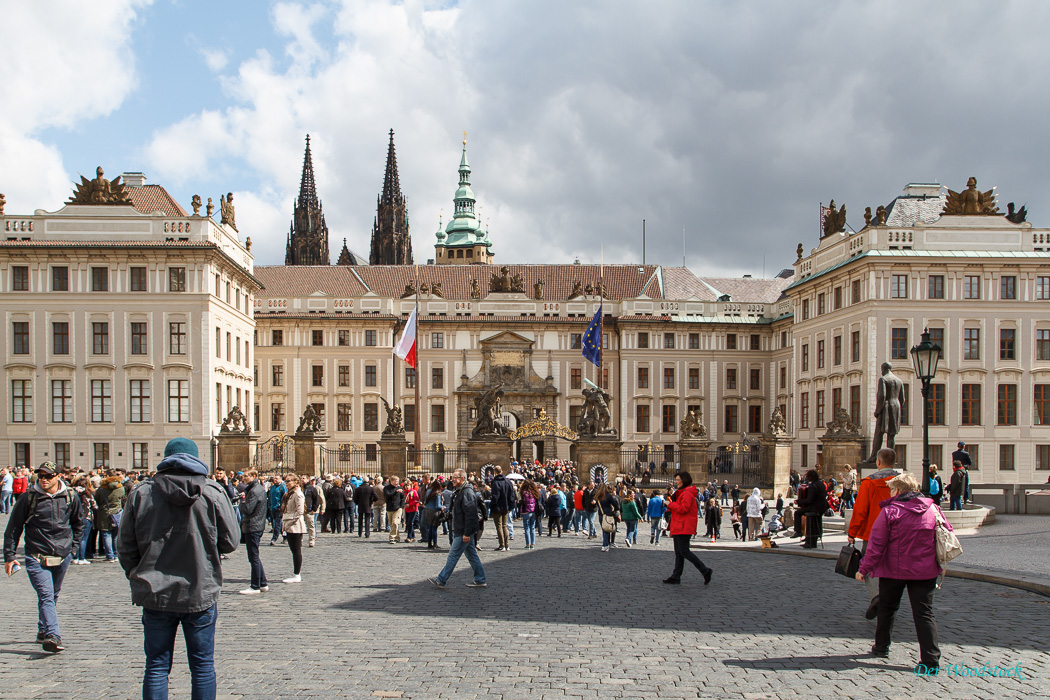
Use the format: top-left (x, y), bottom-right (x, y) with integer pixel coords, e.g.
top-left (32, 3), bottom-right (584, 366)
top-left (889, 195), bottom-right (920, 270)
top-left (1, 151), bottom-right (1047, 491)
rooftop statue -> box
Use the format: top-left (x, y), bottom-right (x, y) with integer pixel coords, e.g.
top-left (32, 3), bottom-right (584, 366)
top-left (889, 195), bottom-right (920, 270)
top-left (0, 193), bottom-right (6, 215)
top-left (431, 281), bottom-right (443, 298)
top-left (534, 279), bottom-right (544, 300)
top-left (220, 192), bottom-right (238, 230)
top-left (943, 176), bottom-right (999, 215)
top-left (796, 243), bottom-right (804, 262)
top-left (1006, 202), bottom-right (1028, 224)
top-left (67, 167), bottom-right (133, 205)
top-left (191, 195), bottom-right (202, 216)
top-left (875, 205), bottom-right (887, 225)
top-left (569, 280), bottom-right (583, 299)
top-left (863, 207), bottom-right (872, 227)
top-left (470, 277), bottom-right (481, 299)
top-left (206, 197), bottom-right (214, 218)
top-left (822, 200), bottom-right (846, 236)
top-left (402, 281), bottom-right (416, 298)
top-left (489, 266), bottom-right (525, 293)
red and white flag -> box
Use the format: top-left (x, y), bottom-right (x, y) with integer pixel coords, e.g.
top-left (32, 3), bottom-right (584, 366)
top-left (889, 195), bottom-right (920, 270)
top-left (394, 307), bottom-right (418, 369)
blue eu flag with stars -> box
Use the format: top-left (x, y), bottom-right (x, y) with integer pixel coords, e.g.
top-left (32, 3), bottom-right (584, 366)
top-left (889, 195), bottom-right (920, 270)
top-left (582, 306), bottom-right (602, 367)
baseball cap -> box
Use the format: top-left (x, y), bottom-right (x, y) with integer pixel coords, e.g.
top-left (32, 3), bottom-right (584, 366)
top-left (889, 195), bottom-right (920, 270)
top-left (36, 461), bottom-right (59, 476)
top-left (957, 441), bottom-right (965, 448)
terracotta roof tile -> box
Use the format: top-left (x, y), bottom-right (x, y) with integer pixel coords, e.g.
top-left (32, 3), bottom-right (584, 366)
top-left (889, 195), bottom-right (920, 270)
top-left (254, 266), bottom-right (369, 298)
top-left (127, 185), bottom-right (187, 217)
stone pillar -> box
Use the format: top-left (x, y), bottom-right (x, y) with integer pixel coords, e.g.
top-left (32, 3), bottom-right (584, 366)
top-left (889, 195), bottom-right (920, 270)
top-left (380, 434), bottom-right (409, 482)
top-left (762, 435), bottom-right (794, 499)
top-left (679, 439), bottom-right (711, 483)
top-left (293, 432), bottom-right (327, 479)
top-left (215, 432), bottom-right (255, 474)
top-left (819, 435), bottom-right (865, 485)
top-left (468, 437), bottom-right (513, 474)
top-left (575, 436), bottom-right (623, 484)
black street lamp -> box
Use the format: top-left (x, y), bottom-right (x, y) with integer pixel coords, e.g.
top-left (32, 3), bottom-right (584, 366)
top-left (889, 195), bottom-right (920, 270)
top-left (910, 328), bottom-right (943, 494)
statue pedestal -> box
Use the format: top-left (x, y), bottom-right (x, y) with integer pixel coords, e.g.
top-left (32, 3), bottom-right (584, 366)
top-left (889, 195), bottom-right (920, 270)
top-left (293, 432), bottom-right (328, 479)
top-left (820, 435), bottom-right (866, 484)
top-left (762, 435), bottom-right (794, 499)
top-left (380, 434), bottom-right (409, 481)
top-left (679, 439), bottom-right (711, 482)
top-left (575, 436), bottom-right (623, 484)
top-left (468, 437), bottom-right (513, 474)
top-left (215, 432), bottom-right (255, 474)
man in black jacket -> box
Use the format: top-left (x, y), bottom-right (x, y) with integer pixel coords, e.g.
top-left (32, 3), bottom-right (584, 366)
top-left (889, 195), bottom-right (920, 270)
top-left (384, 476), bottom-right (406, 543)
top-left (489, 467), bottom-right (515, 551)
top-left (428, 469), bottom-right (486, 588)
top-left (354, 480), bottom-right (376, 538)
top-left (303, 478), bottom-right (322, 546)
top-left (797, 469), bottom-right (827, 549)
top-left (238, 469), bottom-right (268, 594)
top-left (4, 461), bottom-right (84, 653)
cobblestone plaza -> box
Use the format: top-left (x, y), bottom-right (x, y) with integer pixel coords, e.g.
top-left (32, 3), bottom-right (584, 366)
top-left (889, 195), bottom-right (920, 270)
top-left (0, 522), bottom-right (1046, 699)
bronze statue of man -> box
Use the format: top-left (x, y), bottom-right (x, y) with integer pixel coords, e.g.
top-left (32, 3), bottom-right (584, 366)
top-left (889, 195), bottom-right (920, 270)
top-left (867, 362), bottom-right (904, 462)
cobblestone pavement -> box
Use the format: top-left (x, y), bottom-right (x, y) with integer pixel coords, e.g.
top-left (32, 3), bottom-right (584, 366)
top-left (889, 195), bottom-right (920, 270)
top-left (953, 515), bottom-right (1050, 577)
top-left (0, 520), bottom-right (1047, 699)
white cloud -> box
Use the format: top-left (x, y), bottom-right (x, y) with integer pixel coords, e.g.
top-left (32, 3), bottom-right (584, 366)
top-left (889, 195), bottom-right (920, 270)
top-left (201, 47), bottom-right (230, 72)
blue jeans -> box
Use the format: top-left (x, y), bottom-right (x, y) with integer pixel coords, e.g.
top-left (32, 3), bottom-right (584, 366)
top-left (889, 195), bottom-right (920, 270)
top-left (78, 521), bottom-right (94, 561)
top-left (436, 535), bottom-right (486, 585)
top-left (650, 520), bottom-right (663, 544)
top-left (521, 512), bottom-right (537, 546)
top-left (585, 511), bottom-right (597, 537)
top-left (602, 527), bottom-right (616, 547)
top-left (25, 553), bottom-right (71, 637)
top-left (625, 520), bottom-right (638, 544)
top-left (142, 603), bottom-right (218, 700)
top-left (0, 490), bottom-right (12, 514)
top-left (405, 511), bottom-right (418, 539)
top-left (244, 531), bottom-right (267, 590)
top-left (101, 530), bottom-right (116, 560)
top-left (269, 509), bottom-right (283, 542)
top-left (573, 509), bottom-right (587, 533)
top-left (949, 495), bottom-right (962, 511)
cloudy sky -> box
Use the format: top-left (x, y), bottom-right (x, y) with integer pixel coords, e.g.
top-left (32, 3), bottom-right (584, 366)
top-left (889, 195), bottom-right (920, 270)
top-left (2, 0), bottom-right (1047, 276)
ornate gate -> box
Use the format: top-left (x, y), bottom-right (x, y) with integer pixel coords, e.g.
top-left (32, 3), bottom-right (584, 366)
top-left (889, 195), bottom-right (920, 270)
top-left (253, 434), bottom-right (294, 476)
top-left (707, 438), bottom-right (763, 487)
top-left (319, 443), bottom-right (381, 479)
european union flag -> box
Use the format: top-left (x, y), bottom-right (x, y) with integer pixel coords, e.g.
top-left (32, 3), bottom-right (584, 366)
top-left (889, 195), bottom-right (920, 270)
top-left (582, 305), bottom-right (602, 367)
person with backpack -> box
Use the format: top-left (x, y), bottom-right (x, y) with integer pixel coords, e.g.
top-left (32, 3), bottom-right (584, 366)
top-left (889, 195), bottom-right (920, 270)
top-left (4, 462), bottom-right (85, 653)
top-left (948, 461), bottom-right (967, 511)
top-left (545, 485), bottom-right (563, 537)
top-left (647, 490), bottom-right (667, 545)
top-left (926, 465), bottom-right (944, 505)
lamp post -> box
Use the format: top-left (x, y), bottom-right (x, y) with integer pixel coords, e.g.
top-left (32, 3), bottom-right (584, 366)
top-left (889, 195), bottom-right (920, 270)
top-left (910, 328), bottom-right (943, 495)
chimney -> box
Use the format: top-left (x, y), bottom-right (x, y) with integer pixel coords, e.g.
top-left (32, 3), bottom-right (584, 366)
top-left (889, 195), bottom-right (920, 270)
top-left (121, 172), bottom-right (147, 188)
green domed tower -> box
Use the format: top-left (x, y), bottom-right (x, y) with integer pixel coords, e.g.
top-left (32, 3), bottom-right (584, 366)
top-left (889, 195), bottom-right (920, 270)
top-left (434, 134), bottom-right (493, 265)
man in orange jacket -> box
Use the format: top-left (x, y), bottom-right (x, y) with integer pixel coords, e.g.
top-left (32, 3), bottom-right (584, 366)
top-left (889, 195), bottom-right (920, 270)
top-left (848, 447), bottom-right (899, 620)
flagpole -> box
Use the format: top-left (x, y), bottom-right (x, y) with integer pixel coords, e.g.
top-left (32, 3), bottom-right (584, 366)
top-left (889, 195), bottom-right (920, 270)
top-left (414, 264), bottom-right (421, 465)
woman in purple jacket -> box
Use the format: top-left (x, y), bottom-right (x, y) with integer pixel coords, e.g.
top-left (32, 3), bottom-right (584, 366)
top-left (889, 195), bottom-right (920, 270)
top-left (855, 472), bottom-right (951, 671)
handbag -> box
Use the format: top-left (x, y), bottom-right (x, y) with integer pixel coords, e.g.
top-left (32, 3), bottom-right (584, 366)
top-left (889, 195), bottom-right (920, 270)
top-left (933, 506), bottom-right (962, 567)
top-left (110, 509), bottom-right (123, 529)
top-left (834, 543), bottom-right (861, 578)
top-left (598, 502), bottom-right (617, 533)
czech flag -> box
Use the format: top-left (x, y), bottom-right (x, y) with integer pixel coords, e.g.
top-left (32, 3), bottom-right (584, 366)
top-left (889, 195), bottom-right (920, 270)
top-left (394, 307), bottom-right (418, 369)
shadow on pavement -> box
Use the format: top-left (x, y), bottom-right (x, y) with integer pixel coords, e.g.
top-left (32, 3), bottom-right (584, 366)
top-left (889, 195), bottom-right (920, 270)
top-left (724, 653), bottom-right (914, 673)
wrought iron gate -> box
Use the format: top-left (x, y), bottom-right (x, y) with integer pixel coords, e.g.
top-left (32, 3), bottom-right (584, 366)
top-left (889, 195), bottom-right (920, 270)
top-left (253, 435), bottom-right (295, 476)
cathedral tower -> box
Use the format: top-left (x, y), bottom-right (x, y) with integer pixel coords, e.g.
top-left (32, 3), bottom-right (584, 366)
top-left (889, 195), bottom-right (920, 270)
top-left (369, 129), bottom-right (413, 265)
top-left (285, 135), bottom-right (330, 265)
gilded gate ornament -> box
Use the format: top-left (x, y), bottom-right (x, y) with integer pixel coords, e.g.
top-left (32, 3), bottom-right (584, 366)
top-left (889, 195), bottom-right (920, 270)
top-left (508, 408), bottom-right (577, 441)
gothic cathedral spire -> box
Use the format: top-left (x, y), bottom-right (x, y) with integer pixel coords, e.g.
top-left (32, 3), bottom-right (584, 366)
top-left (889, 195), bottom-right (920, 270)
top-left (285, 134), bottom-right (330, 265)
top-left (369, 129), bottom-right (413, 265)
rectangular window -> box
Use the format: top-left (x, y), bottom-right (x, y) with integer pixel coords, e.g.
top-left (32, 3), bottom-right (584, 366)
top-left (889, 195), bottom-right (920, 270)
top-left (92, 322), bottom-right (109, 355)
top-left (636, 404), bottom-right (650, 433)
top-left (637, 367), bottom-right (649, 389)
top-left (999, 444), bottom-right (1015, 471)
top-left (832, 387), bottom-right (843, 414)
top-left (1038, 330), bottom-right (1050, 361)
top-left (779, 365), bottom-right (786, 390)
top-left (726, 367), bottom-right (737, 390)
top-left (663, 367), bottom-right (675, 389)
top-left (168, 267), bottom-right (186, 292)
top-left (688, 367), bottom-right (700, 390)
top-left (891, 327), bottom-right (908, 360)
top-left (337, 403), bottom-right (351, 432)
top-left (1037, 445), bottom-right (1050, 471)
top-left (51, 380), bottom-right (72, 422)
top-left (272, 364), bottom-right (284, 387)
top-left (727, 334), bottom-right (737, 350)
top-left (688, 333), bottom-right (700, 349)
top-left (601, 367), bottom-right (609, 390)
top-left (833, 286), bottom-right (842, 310)
top-left (93, 443), bottom-right (110, 470)
top-left (431, 404), bottom-right (446, 432)
top-left (133, 443), bottom-right (149, 470)
top-left (851, 330), bottom-right (861, 363)
top-left (52, 266), bottom-right (69, 292)
top-left (891, 274), bottom-right (908, 298)
top-left (130, 322), bottom-right (147, 355)
top-left (432, 367), bottom-right (444, 389)
top-left (802, 299), bottom-right (810, 320)
top-left (255, 404), bottom-right (260, 431)
top-left (90, 379), bottom-right (112, 423)
top-left (961, 384), bottom-right (981, 425)
top-left (12, 321), bottom-right (29, 355)
top-left (432, 332), bottom-right (444, 349)
top-left (816, 390), bottom-right (825, 428)
top-left (750, 334), bottom-right (760, 351)
top-left (11, 380), bottom-right (32, 423)
top-left (781, 331), bottom-right (787, 348)
top-left (226, 332), bottom-right (231, 361)
top-left (312, 330), bottom-right (323, 346)
top-left (130, 379), bottom-right (151, 423)
top-left (272, 329), bottom-right (283, 346)
top-left (1037, 385), bottom-right (1050, 425)
top-left (963, 327), bottom-right (980, 360)
top-left (365, 444), bottom-right (378, 462)
top-left (169, 322), bottom-right (186, 355)
top-left (833, 335), bottom-right (842, 365)
top-left (365, 330), bottom-right (377, 346)
top-left (91, 267), bottom-right (108, 291)
top-left (338, 330), bottom-right (350, 346)
top-left (850, 385), bottom-right (861, 425)
top-left (800, 392), bottom-right (810, 429)
top-left (1000, 275), bottom-right (1017, 300)
top-left (748, 405), bottom-right (762, 433)
top-left (900, 384), bottom-right (910, 425)
top-left (817, 339), bottom-right (825, 369)
top-left (312, 365), bottom-right (324, 387)
top-left (236, 337), bottom-right (241, 365)
top-left (365, 365), bottom-right (377, 387)
top-left (963, 275), bottom-right (981, 300)
top-left (664, 333), bottom-right (675, 349)
top-left (405, 367), bottom-right (416, 389)
top-left (997, 384), bottom-right (1017, 426)
top-left (928, 328), bottom-right (945, 358)
top-left (53, 443), bottom-right (69, 469)
top-left (852, 279), bottom-right (861, 304)
top-left (724, 404), bottom-right (738, 433)
top-left (571, 368), bottom-right (582, 390)
top-left (818, 292), bottom-right (826, 315)
top-left (271, 402), bottom-right (285, 431)
top-left (11, 443), bottom-right (29, 469)
top-left (1037, 276), bottom-right (1050, 301)
top-left (749, 368), bottom-right (760, 391)
top-left (638, 332), bottom-right (649, 349)
top-left (12, 266), bottom-right (28, 291)
top-left (403, 404), bottom-right (415, 433)
top-left (215, 274), bottom-right (221, 297)
top-left (801, 344), bottom-right (809, 372)
top-left (1000, 328), bottom-right (1016, 360)
top-left (928, 275), bottom-right (945, 299)
top-left (662, 404), bottom-right (676, 433)
top-left (168, 379), bottom-right (190, 423)
top-left (215, 328), bottom-right (221, 358)
top-left (570, 333), bottom-right (582, 350)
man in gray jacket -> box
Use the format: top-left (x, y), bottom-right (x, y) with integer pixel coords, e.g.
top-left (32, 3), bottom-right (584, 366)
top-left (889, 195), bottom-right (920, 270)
top-left (117, 437), bottom-right (239, 700)
top-left (428, 469), bottom-right (487, 588)
top-left (238, 469), bottom-right (268, 593)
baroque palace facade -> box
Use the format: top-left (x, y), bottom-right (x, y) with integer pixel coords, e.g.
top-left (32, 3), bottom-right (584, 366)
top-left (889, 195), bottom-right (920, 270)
top-left (1, 143), bottom-right (1047, 488)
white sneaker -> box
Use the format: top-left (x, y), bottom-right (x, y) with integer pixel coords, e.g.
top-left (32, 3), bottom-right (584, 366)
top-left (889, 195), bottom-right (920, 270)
top-left (239, 587), bottom-right (261, 595)
top-left (601, 546), bottom-right (610, 552)
top-left (283, 574), bottom-right (301, 584)
top-left (259, 585), bottom-right (269, 592)
top-left (625, 540), bottom-right (632, 548)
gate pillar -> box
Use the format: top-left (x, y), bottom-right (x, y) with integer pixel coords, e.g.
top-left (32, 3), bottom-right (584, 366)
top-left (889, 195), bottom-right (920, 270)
top-left (380, 434), bottom-right (409, 482)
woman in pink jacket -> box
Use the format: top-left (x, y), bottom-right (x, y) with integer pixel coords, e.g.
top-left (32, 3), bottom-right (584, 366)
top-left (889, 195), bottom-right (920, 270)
top-left (856, 472), bottom-right (951, 671)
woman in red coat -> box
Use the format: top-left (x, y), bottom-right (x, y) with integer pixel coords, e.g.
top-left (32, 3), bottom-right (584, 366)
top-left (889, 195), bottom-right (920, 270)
top-left (663, 471), bottom-right (713, 585)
